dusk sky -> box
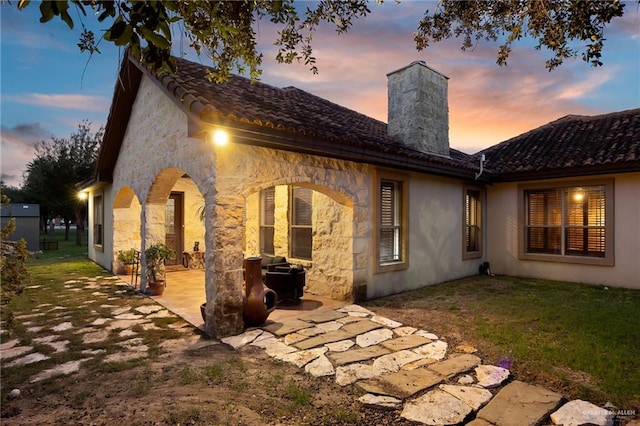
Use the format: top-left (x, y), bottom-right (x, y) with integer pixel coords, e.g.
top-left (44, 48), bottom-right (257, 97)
top-left (2, 1), bottom-right (639, 188)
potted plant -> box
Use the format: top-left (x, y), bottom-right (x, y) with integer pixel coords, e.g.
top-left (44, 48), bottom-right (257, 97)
top-left (116, 248), bottom-right (138, 275)
top-left (145, 242), bottom-right (174, 296)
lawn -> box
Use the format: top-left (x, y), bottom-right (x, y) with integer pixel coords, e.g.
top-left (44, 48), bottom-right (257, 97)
top-left (363, 275), bottom-right (640, 411)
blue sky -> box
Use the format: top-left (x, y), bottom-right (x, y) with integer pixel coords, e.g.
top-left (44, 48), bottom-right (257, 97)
top-left (2, 1), bottom-right (639, 188)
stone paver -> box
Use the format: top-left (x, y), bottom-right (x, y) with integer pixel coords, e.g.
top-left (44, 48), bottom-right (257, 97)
top-left (305, 354), bottom-right (335, 377)
top-left (372, 349), bottom-right (423, 373)
top-left (262, 319), bottom-right (313, 336)
top-left (303, 309), bottom-right (347, 323)
top-left (335, 363), bottom-right (377, 386)
top-left (380, 334), bottom-right (432, 351)
top-left (279, 347), bottom-right (327, 367)
top-left (439, 384), bottom-right (493, 411)
top-left (476, 380), bottom-right (563, 426)
top-left (550, 400), bottom-right (614, 426)
top-left (358, 394), bottom-right (403, 410)
top-left (475, 364), bottom-right (510, 388)
top-left (393, 326), bottom-right (418, 336)
top-left (327, 345), bottom-right (391, 366)
top-left (357, 368), bottom-right (444, 398)
top-left (370, 315), bottom-right (403, 328)
top-left (412, 340), bottom-right (448, 360)
top-left (221, 329), bottom-right (263, 349)
top-left (293, 329), bottom-right (353, 350)
top-left (355, 328), bottom-right (394, 347)
top-left (324, 340), bottom-right (355, 352)
top-left (340, 319), bottom-right (384, 336)
top-left (401, 389), bottom-right (474, 425)
top-left (427, 353), bottom-right (481, 378)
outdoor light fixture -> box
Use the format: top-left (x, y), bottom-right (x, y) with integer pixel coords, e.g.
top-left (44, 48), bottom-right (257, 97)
top-left (573, 191), bottom-right (584, 202)
top-left (78, 191), bottom-right (88, 201)
top-left (211, 129), bottom-right (229, 147)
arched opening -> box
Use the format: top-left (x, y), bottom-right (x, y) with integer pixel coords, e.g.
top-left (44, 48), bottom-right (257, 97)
top-left (244, 180), bottom-right (357, 301)
top-left (140, 168), bottom-right (208, 326)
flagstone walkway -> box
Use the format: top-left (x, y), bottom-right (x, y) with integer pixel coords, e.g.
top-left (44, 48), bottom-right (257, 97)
top-left (222, 305), bottom-right (632, 426)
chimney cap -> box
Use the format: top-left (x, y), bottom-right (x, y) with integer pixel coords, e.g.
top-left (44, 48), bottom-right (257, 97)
top-left (386, 60), bottom-right (449, 80)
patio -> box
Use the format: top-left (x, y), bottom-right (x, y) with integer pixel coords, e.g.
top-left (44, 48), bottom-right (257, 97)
top-left (121, 268), bottom-right (347, 331)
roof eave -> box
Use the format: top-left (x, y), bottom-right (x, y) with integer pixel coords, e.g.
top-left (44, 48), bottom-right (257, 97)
top-left (492, 162), bottom-right (640, 182)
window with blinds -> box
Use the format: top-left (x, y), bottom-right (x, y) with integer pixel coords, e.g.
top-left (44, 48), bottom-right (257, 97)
top-left (525, 185), bottom-right (606, 258)
top-left (379, 180), bottom-right (402, 264)
top-left (465, 189), bottom-right (482, 254)
top-left (290, 186), bottom-right (312, 260)
top-left (260, 187), bottom-right (275, 255)
top-left (93, 194), bottom-right (103, 247)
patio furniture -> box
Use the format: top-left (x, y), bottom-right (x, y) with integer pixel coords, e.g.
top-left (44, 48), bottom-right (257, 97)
top-left (260, 254), bottom-right (288, 280)
top-left (130, 249), bottom-right (141, 287)
top-left (182, 251), bottom-right (205, 269)
top-left (265, 265), bottom-right (306, 303)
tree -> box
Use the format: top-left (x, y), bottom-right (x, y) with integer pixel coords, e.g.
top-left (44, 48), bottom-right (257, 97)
top-left (14, 0), bottom-right (627, 81)
top-left (22, 120), bottom-right (103, 246)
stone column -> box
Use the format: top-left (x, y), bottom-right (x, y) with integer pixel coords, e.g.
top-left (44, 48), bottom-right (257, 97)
top-left (203, 178), bottom-right (245, 338)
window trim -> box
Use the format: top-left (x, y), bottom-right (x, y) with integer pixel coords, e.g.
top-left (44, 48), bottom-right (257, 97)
top-left (289, 186), bottom-right (313, 261)
top-left (93, 192), bottom-right (104, 252)
top-left (374, 170), bottom-right (409, 273)
top-left (518, 178), bottom-right (614, 266)
top-left (462, 186), bottom-right (483, 260)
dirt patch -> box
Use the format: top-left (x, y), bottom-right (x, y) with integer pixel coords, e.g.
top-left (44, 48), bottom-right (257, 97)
top-left (2, 329), bottom-right (417, 426)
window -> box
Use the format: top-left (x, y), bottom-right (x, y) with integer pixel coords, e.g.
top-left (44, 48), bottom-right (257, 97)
top-left (379, 180), bottom-right (401, 263)
top-left (290, 186), bottom-right (312, 260)
top-left (93, 194), bottom-right (103, 247)
top-left (520, 179), bottom-right (613, 265)
top-left (464, 188), bottom-right (482, 258)
top-left (375, 172), bottom-right (408, 272)
top-left (260, 187), bottom-right (275, 255)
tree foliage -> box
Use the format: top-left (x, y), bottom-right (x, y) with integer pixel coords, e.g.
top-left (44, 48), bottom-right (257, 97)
top-left (22, 120), bottom-right (103, 244)
top-left (0, 194), bottom-right (30, 305)
top-left (415, 0), bottom-right (626, 70)
top-left (15, 0), bottom-right (628, 80)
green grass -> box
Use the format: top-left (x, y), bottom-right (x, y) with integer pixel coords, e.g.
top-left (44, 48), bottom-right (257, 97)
top-left (365, 275), bottom-right (640, 409)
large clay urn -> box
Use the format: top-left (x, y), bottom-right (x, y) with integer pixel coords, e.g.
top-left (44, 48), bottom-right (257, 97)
top-left (243, 257), bottom-right (277, 326)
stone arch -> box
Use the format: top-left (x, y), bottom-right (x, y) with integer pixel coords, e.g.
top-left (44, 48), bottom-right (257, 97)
top-left (140, 166), bottom-right (208, 288)
top-left (244, 175), bottom-right (365, 301)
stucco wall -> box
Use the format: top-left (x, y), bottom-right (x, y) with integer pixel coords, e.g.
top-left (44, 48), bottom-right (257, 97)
top-left (87, 185), bottom-right (115, 272)
top-left (486, 173), bottom-right (640, 289)
top-left (366, 173), bottom-right (485, 299)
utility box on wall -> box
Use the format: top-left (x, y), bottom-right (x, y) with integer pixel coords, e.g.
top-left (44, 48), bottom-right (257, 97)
top-left (0, 204), bottom-right (40, 251)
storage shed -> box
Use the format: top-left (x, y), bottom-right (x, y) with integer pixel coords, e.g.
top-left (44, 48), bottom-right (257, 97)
top-left (0, 204), bottom-right (40, 251)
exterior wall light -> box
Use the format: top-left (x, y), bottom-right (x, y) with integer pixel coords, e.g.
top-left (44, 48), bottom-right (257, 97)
top-left (78, 191), bottom-right (88, 201)
top-left (212, 129), bottom-right (229, 147)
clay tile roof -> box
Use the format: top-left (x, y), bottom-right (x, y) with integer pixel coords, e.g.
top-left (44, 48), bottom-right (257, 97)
top-left (151, 56), bottom-right (478, 175)
top-left (475, 108), bottom-right (640, 181)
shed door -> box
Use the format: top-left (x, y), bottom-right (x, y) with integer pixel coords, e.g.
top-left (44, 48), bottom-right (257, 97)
top-left (165, 192), bottom-right (183, 266)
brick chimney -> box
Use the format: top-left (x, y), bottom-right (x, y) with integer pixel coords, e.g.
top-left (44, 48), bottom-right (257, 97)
top-left (387, 61), bottom-right (450, 156)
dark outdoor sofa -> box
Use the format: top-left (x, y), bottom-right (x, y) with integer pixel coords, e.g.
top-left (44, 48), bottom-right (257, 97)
top-left (259, 254), bottom-right (306, 303)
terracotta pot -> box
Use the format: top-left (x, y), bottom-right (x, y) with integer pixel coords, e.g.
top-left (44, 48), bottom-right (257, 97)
top-left (147, 280), bottom-right (165, 296)
top-left (243, 257), bottom-right (277, 327)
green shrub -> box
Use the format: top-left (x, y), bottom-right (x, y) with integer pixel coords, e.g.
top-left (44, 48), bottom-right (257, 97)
top-left (1, 218), bottom-right (30, 304)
